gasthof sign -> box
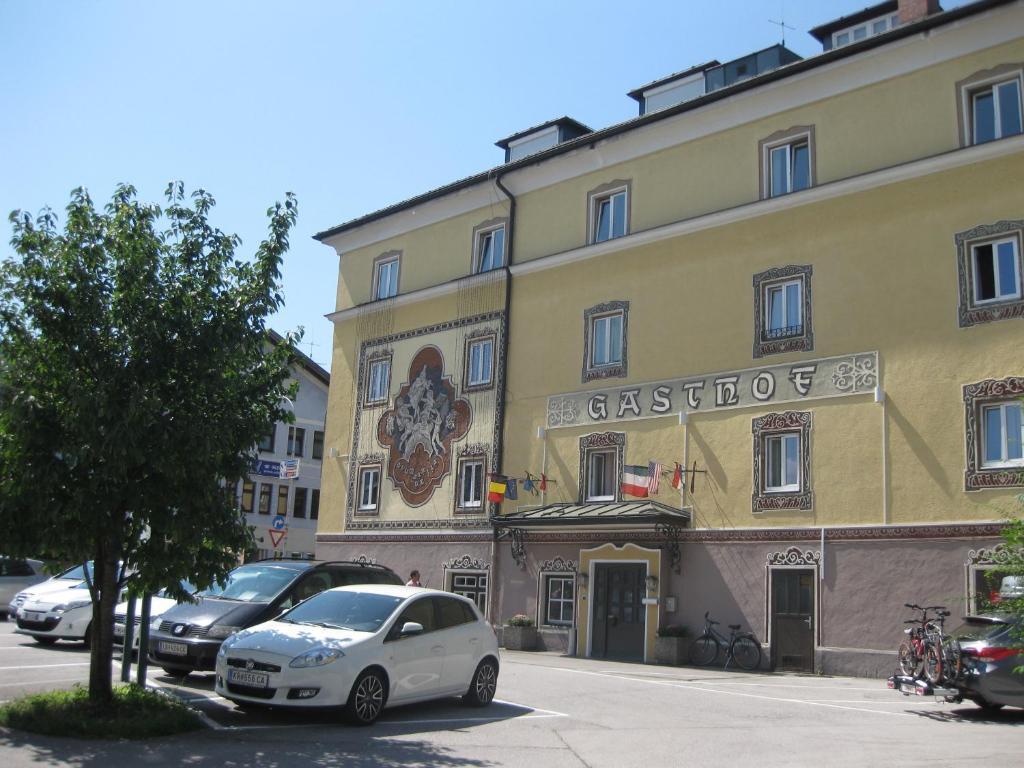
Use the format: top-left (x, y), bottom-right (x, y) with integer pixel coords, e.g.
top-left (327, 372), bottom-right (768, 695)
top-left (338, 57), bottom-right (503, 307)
top-left (546, 352), bottom-right (878, 429)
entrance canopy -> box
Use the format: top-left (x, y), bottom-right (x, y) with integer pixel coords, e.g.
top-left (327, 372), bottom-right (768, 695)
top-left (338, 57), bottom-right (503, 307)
top-left (492, 500), bottom-right (691, 528)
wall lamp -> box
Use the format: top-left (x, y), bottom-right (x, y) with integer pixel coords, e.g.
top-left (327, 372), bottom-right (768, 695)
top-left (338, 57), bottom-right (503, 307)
top-left (645, 573), bottom-right (659, 592)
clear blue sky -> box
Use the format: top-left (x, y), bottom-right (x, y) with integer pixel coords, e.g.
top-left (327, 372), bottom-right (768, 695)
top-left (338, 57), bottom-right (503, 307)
top-left (0, 0), bottom-right (969, 369)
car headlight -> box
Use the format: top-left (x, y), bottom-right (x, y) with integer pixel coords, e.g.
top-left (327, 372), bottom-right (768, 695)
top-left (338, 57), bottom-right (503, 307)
top-left (54, 600), bottom-right (91, 614)
top-left (150, 617), bottom-right (163, 632)
top-left (218, 633), bottom-right (241, 655)
top-left (208, 624), bottom-right (242, 639)
top-left (289, 647), bottom-right (343, 668)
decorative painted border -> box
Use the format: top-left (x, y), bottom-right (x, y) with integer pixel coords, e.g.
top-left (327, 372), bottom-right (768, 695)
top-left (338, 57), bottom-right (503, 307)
top-left (954, 221), bottom-right (1024, 328)
top-left (752, 411), bottom-right (813, 514)
top-left (963, 376), bottom-right (1024, 490)
top-left (578, 431), bottom-right (625, 503)
top-left (346, 309), bottom-right (506, 530)
top-left (582, 300), bottom-right (630, 383)
top-left (764, 545), bottom-right (822, 655)
top-left (766, 546), bottom-right (821, 566)
top-left (752, 265), bottom-right (814, 358)
top-left (539, 557), bottom-right (578, 572)
top-left (442, 554), bottom-right (490, 570)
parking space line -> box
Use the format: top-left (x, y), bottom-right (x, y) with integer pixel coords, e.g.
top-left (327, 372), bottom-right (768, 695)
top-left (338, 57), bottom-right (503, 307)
top-left (0, 677), bottom-right (84, 688)
top-left (0, 662), bottom-right (90, 671)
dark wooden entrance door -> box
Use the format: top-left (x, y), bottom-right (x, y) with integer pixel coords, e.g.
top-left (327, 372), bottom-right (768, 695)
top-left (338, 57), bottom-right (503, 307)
top-left (771, 568), bottom-right (815, 672)
top-left (592, 563), bottom-right (645, 661)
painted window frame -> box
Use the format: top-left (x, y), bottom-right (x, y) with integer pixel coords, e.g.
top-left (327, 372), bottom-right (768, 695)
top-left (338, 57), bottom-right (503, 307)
top-left (371, 250), bottom-right (401, 301)
top-left (954, 221), bottom-right (1024, 328)
top-left (356, 464), bottom-right (382, 514)
top-left (587, 180), bottom-right (631, 245)
top-left (447, 570), bottom-right (488, 614)
top-left (582, 300), bottom-right (629, 382)
top-left (752, 411), bottom-right (812, 514)
top-left (364, 354), bottom-right (392, 406)
top-left (753, 265), bottom-right (813, 358)
top-left (578, 432), bottom-right (625, 503)
top-left (472, 218), bottom-right (508, 274)
top-left (759, 126), bottom-right (815, 200)
top-left (542, 573), bottom-right (576, 627)
top-left (957, 64), bottom-right (1024, 147)
top-left (963, 377), bottom-right (1024, 491)
top-left (455, 455), bottom-right (486, 513)
top-left (464, 333), bottom-right (496, 392)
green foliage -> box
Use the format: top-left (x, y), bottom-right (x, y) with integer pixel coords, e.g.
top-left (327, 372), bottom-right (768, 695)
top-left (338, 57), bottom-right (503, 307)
top-left (999, 501), bottom-right (1024, 673)
top-left (0, 684), bottom-right (202, 739)
top-left (506, 614), bottom-right (534, 627)
top-left (657, 624), bottom-right (689, 638)
top-left (0, 183), bottom-right (300, 701)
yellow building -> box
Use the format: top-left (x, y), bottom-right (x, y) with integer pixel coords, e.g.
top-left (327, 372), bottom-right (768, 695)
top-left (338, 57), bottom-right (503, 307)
top-left (314, 0), bottom-right (1024, 675)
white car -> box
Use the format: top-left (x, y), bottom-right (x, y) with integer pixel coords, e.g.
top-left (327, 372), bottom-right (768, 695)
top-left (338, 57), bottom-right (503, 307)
top-left (7, 562), bottom-right (90, 618)
top-left (15, 582), bottom-right (101, 646)
top-left (1, 558), bottom-right (48, 619)
top-left (215, 585), bottom-right (499, 724)
top-left (114, 580), bottom-right (197, 650)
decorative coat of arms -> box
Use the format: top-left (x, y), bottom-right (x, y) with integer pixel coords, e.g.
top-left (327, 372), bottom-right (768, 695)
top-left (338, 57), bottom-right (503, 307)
top-left (377, 346), bottom-right (472, 506)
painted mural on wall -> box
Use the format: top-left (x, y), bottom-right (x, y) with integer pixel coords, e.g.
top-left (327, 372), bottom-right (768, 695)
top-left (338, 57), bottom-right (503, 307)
top-left (377, 346), bottom-right (472, 506)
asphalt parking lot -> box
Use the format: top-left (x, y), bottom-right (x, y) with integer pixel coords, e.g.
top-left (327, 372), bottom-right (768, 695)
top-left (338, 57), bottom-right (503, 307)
top-left (1, 620), bottom-right (1021, 767)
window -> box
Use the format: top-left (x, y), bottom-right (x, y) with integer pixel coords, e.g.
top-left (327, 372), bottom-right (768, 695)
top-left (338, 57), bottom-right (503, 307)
top-left (955, 221), bottom-right (1024, 327)
top-left (753, 265), bottom-right (813, 358)
top-left (391, 598), bottom-right (437, 637)
top-left (311, 431), bottom-right (325, 460)
top-left (830, 13), bottom-right (899, 48)
top-left (544, 575), bottom-right (575, 626)
top-left (372, 252), bottom-right (400, 300)
top-left (981, 402), bottom-right (1023, 468)
top-left (465, 336), bottom-right (494, 389)
top-left (457, 458), bottom-right (484, 511)
top-left (310, 489), bottom-right (320, 520)
top-left (591, 188), bottom-right (628, 243)
top-left (964, 377), bottom-right (1024, 490)
top-left (582, 301), bottom-right (629, 382)
top-left (752, 411), bottom-right (812, 514)
top-left (258, 427), bottom-right (275, 453)
top-left (258, 483), bottom-right (271, 515)
top-left (365, 358), bottom-right (391, 405)
top-left (449, 572), bottom-right (487, 614)
top-left (293, 486), bottom-right (308, 518)
top-left (358, 466), bottom-right (381, 512)
top-left (436, 596), bottom-right (476, 628)
top-left (971, 79), bottom-right (1022, 144)
top-left (240, 480), bottom-right (254, 514)
top-left (287, 426), bottom-right (305, 457)
top-left (578, 432), bottom-right (624, 503)
top-left (586, 450), bottom-right (617, 502)
top-left (277, 485), bottom-right (289, 516)
top-left (759, 127), bottom-right (815, 200)
top-left (475, 226), bottom-right (505, 273)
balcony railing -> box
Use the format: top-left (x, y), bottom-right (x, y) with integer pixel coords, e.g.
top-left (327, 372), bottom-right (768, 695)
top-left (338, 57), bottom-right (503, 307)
top-left (764, 324), bottom-right (804, 340)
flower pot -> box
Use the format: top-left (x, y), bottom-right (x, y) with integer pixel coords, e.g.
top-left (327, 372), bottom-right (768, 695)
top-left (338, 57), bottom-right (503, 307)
top-left (655, 635), bottom-right (689, 665)
top-left (503, 625), bottom-right (537, 651)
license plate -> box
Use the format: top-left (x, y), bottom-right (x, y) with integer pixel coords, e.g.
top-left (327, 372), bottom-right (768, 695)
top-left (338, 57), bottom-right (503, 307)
top-left (158, 640), bottom-right (188, 656)
top-left (228, 669), bottom-right (270, 688)
top-left (25, 612), bottom-right (42, 622)
top-left (114, 624), bottom-right (125, 637)
top-left (900, 682), bottom-right (920, 694)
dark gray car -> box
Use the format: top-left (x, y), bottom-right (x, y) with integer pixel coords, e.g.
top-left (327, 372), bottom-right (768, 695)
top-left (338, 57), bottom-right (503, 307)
top-left (148, 560), bottom-right (402, 675)
top-left (952, 614), bottom-right (1023, 711)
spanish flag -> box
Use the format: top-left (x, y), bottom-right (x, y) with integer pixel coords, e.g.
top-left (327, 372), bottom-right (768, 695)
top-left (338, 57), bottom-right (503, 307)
top-left (488, 474), bottom-right (508, 503)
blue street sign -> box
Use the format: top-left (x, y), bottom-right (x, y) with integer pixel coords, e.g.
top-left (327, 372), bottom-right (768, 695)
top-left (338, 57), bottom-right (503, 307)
top-left (271, 515), bottom-right (286, 531)
top-left (253, 460), bottom-right (281, 477)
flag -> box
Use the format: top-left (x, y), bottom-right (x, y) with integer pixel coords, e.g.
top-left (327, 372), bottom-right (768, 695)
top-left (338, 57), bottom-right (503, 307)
top-left (279, 459), bottom-right (300, 479)
top-left (540, 473), bottom-right (548, 492)
top-left (523, 474), bottom-right (538, 496)
top-left (505, 478), bottom-right (518, 500)
top-left (671, 463), bottom-right (683, 491)
top-left (488, 474), bottom-right (507, 503)
top-left (621, 465), bottom-right (650, 497)
top-left (648, 461), bottom-right (663, 495)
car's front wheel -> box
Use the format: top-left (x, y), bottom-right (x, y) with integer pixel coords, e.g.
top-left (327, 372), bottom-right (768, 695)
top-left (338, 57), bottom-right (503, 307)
top-left (463, 658), bottom-right (498, 706)
top-left (345, 669), bottom-right (387, 725)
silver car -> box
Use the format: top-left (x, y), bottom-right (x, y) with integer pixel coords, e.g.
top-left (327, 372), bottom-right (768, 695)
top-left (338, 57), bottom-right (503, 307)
top-left (0, 558), bottom-right (47, 619)
top-left (952, 614), bottom-right (1023, 711)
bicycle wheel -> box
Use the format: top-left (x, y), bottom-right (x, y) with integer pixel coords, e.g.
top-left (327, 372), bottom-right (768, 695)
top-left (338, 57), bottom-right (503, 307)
top-left (688, 634), bottom-right (718, 666)
top-left (924, 643), bottom-right (943, 685)
top-left (731, 636), bottom-right (761, 671)
top-left (897, 641), bottom-right (922, 677)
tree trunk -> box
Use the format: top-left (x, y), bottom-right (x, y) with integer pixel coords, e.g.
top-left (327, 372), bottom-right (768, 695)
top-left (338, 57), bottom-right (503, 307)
top-left (88, 546), bottom-right (119, 705)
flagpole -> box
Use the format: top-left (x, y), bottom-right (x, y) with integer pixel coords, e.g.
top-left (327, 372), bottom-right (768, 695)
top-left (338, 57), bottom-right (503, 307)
top-left (679, 412), bottom-right (688, 513)
top-left (538, 426), bottom-right (547, 506)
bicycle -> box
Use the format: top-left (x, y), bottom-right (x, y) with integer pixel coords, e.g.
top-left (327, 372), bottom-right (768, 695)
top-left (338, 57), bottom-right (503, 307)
top-left (897, 603), bottom-right (961, 686)
top-left (688, 611), bottom-right (762, 671)
top-left (897, 603), bottom-right (943, 678)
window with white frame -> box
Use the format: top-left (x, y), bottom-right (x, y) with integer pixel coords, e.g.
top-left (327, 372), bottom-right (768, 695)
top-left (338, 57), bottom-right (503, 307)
top-left (466, 337), bottom-right (494, 389)
top-left (475, 226), bottom-right (505, 273)
top-left (955, 222), bottom-right (1024, 328)
top-left (373, 253), bottom-right (400, 300)
top-left (765, 433), bottom-right (801, 492)
top-left (365, 357), bottom-right (391, 405)
top-left (753, 265), bottom-right (812, 358)
top-left (582, 301), bottom-right (629, 382)
top-left (971, 78), bottom-right (1023, 145)
top-left (450, 572), bottom-right (487, 613)
top-left (456, 458), bottom-right (484, 510)
top-left (586, 449), bottom-right (617, 502)
top-left (590, 188), bottom-right (628, 243)
top-left (752, 411), bottom-right (812, 513)
top-left (357, 466), bottom-right (380, 512)
top-left (591, 312), bottom-right (623, 367)
top-left (764, 280), bottom-right (803, 339)
top-left (544, 575), bottom-right (575, 626)
top-left (981, 402), bottom-right (1023, 468)
top-left (831, 12), bottom-right (899, 49)
top-left (972, 238), bottom-right (1021, 304)
top-left (767, 140), bottom-right (811, 198)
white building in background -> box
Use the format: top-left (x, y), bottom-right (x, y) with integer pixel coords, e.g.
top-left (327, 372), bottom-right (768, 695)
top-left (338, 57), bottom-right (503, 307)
top-left (239, 330), bottom-right (330, 559)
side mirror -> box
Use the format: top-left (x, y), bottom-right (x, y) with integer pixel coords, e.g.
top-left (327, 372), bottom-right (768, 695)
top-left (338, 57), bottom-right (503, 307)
top-left (400, 621), bottom-right (424, 637)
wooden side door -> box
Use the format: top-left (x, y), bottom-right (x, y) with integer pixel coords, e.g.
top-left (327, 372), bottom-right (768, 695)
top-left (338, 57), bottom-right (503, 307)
top-left (771, 569), bottom-right (815, 672)
top-left (592, 563), bottom-right (645, 661)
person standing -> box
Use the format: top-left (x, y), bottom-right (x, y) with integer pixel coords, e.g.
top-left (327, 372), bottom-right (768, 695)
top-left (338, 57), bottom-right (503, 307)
top-left (406, 570), bottom-right (422, 587)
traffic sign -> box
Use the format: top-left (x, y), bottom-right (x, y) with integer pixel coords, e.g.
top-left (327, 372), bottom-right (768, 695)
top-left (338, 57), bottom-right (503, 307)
top-left (271, 515), bottom-right (286, 531)
top-left (269, 529), bottom-right (287, 548)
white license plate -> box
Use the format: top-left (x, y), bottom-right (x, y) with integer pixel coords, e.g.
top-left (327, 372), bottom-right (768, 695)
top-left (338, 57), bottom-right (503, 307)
top-left (25, 612), bottom-right (42, 622)
top-left (158, 640), bottom-right (188, 656)
top-left (899, 682), bottom-right (920, 694)
top-left (114, 624), bottom-right (125, 637)
top-left (228, 668), bottom-right (270, 688)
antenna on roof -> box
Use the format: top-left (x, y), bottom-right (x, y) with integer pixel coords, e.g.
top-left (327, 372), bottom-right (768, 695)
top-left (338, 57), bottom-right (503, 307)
top-left (768, 16), bottom-right (795, 47)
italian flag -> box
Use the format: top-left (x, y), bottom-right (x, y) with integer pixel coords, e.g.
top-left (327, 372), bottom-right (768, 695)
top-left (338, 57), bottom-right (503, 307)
top-left (621, 465), bottom-right (650, 498)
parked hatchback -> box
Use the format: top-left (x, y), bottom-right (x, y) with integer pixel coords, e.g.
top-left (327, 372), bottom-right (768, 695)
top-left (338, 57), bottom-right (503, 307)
top-left (951, 614), bottom-right (1023, 711)
top-left (0, 558), bottom-right (47, 619)
top-left (149, 560), bottom-right (402, 676)
top-left (215, 585), bottom-right (499, 724)
top-left (6, 562), bottom-right (92, 618)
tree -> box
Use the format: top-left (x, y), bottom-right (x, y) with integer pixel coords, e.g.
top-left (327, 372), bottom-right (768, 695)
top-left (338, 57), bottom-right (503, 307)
top-left (1000, 504), bottom-right (1024, 670)
top-left (0, 183), bottom-right (300, 704)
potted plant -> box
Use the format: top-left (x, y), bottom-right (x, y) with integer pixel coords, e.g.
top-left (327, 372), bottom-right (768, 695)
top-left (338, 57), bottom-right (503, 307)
top-left (503, 614), bottom-right (537, 651)
top-left (655, 624), bottom-right (690, 665)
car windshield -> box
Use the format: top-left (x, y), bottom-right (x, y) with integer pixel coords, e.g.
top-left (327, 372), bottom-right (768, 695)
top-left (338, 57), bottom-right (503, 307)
top-left (198, 565), bottom-right (300, 602)
top-left (57, 563), bottom-right (93, 581)
top-left (950, 617), bottom-right (1014, 643)
top-left (280, 590), bottom-right (403, 633)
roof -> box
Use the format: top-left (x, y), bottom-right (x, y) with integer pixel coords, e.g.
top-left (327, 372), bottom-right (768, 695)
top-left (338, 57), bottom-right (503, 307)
top-left (492, 500), bottom-right (691, 527)
top-left (313, 0), bottom-right (1010, 244)
top-left (495, 116), bottom-right (593, 150)
top-left (626, 60), bottom-right (721, 102)
top-left (808, 1), bottom-right (899, 41)
top-left (267, 328), bottom-right (330, 387)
